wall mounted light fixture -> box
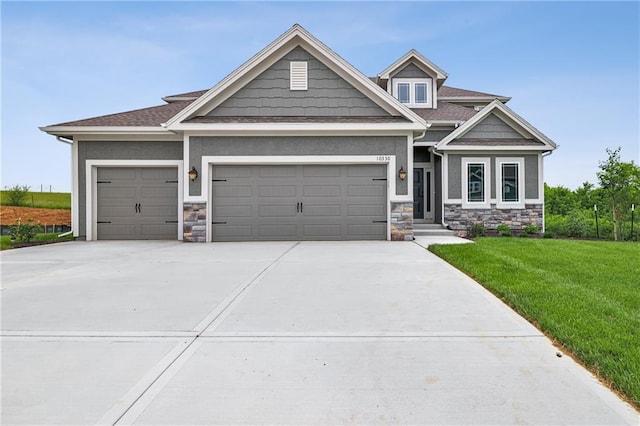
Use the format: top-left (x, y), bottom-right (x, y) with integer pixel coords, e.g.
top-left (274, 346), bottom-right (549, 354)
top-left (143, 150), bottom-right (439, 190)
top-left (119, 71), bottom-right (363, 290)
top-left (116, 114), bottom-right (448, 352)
top-left (398, 166), bottom-right (407, 181)
top-left (188, 166), bottom-right (199, 181)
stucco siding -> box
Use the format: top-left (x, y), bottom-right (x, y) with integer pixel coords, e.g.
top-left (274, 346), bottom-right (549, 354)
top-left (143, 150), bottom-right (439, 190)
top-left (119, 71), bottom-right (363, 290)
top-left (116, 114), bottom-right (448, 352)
top-left (77, 141), bottom-right (183, 237)
top-left (207, 47), bottom-right (390, 117)
top-left (460, 114), bottom-right (525, 139)
top-left (190, 136), bottom-right (408, 196)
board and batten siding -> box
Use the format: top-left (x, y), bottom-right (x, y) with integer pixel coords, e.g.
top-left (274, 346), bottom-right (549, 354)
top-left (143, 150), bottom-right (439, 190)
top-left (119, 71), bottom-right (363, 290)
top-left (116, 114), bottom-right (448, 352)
top-left (207, 47), bottom-right (390, 117)
top-left (189, 136), bottom-right (408, 197)
top-left (447, 154), bottom-right (539, 201)
top-left (77, 140), bottom-right (183, 238)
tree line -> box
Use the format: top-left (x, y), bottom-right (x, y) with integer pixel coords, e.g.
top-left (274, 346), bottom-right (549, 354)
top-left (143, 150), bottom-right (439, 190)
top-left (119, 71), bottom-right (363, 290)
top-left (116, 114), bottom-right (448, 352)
top-left (545, 147), bottom-right (639, 241)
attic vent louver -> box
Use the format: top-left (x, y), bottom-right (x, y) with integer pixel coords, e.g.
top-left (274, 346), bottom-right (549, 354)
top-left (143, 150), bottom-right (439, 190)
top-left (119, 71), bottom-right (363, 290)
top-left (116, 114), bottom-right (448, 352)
top-left (290, 61), bottom-right (308, 90)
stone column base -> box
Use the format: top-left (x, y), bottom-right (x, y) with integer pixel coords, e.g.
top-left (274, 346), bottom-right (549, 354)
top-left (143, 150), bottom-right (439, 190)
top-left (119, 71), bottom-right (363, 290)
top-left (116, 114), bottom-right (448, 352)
top-left (390, 201), bottom-right (414, 241)
top-left (183, 202), bottom-right (207, 242)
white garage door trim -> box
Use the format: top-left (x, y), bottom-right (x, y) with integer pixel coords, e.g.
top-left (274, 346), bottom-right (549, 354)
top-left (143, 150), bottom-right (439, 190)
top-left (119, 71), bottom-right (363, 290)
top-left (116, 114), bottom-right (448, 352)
top-left (85, 160), bottom-right (184, 241)
top-left (199, 155), bottom-right (398, 241)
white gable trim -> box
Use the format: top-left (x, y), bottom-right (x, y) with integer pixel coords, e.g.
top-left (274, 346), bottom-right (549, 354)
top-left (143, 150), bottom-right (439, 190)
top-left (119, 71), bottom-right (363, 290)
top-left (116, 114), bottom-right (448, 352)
top-left (435, 100), bottom-right (557, 151)
top-left (163, 25), bottom-right (426, 131)
top-left (378, 49), bottom-right (448, 81)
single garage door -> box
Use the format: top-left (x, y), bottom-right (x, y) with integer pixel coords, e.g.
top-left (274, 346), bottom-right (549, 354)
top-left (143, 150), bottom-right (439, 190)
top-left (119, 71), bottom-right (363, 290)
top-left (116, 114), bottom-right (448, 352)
top-left (96, 167), bottom-right (178, 240)
top-left (211, 164), bottom-right (387, 241)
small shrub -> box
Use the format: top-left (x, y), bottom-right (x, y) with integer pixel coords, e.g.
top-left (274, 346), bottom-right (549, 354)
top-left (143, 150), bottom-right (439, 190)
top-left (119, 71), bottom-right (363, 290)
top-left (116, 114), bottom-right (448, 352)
top-left (523, 224), bottom-right (539, 235)
top-left (496, 223), bottom-right (512, 237)
top-left (567, 210), bottom-right (590, 238)
top-left (4, 185), bottom-right (30, 206)
top-left (9, 218), bottom-right (41, 243)
top-left (467, 222), bottom-right (486, 238)
top-left (543, 231), bottom-right (555, 239)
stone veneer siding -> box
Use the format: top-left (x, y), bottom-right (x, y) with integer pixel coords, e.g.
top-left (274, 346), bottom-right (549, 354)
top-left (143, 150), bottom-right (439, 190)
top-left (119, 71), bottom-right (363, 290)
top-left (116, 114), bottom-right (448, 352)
top-left (444, 203), bottom-right (543, 235)
top-left (390, 202), bottom-right (414, 241)
top-left (183, 202), bottom-right (207, 242)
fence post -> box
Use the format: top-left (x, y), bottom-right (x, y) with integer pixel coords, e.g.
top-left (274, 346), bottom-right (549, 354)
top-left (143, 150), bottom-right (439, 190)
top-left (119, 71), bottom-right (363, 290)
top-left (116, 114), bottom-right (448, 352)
top-left (632, 204), bottom-right (635, 241)
top-left (594, 204), bottom-right (599, 240)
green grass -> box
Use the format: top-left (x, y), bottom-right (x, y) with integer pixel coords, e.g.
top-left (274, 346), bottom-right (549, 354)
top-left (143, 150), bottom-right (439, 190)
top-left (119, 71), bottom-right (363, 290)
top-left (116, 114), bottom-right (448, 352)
top-left (429, 238), bottom-right (640, 408)
top-left (0, 233), bottom-right (74, 250)
top-left (0, 191), bottom-right (71, 209)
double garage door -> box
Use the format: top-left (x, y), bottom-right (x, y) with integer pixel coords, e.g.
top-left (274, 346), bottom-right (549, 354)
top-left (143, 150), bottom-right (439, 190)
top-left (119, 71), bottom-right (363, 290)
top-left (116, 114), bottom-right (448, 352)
top-left (211, 164), bottom-right (387, 241)
top-left (96, 167), bottom-right (178, 240)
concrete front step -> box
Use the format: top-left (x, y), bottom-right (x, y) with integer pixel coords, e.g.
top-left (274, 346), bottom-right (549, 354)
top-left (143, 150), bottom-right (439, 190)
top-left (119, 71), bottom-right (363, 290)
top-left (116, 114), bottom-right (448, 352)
top-left (413, 224), bottom-right (457, 237)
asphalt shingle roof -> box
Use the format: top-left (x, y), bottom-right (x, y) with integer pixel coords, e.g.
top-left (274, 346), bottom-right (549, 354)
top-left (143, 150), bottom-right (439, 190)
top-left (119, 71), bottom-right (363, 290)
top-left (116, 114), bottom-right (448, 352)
top-left (412, 102), bottom-right (477, 121)
top-left (437, 86), bottom-right (506, 99)
top-left (49, 101), bottom-right (193, 127)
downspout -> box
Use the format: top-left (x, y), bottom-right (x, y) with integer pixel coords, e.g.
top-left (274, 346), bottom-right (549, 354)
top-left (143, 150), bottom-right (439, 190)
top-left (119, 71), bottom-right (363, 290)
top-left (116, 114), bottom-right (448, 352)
top-left (540, 150), bottom-right (553, 233)
top-left (55, 136), bottom-right (74, 238)
top-left (429, 146), bottom-right (448, 228)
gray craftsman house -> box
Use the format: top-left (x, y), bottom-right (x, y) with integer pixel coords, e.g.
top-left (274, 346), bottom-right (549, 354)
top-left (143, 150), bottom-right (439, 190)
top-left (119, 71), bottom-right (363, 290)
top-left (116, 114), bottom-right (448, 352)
top-left (41, 24), bottom-right (556, 242)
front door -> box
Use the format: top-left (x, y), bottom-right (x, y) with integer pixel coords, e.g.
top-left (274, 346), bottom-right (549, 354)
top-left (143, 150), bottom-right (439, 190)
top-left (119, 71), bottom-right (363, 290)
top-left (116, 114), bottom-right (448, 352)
top-left (413, 169), bottom-right (424, 220)
top-left (413, 166), bottom-right (434, 222)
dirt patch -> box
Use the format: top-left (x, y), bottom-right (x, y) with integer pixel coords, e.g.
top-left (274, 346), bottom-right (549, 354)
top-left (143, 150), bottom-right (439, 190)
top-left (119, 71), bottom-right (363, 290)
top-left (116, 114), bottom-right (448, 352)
top-left (0, 206), bottom-right (71, 226)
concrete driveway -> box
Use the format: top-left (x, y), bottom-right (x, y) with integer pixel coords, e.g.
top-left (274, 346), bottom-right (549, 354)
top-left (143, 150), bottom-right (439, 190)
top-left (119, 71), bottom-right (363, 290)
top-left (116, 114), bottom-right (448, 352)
top-left (1, 241), bottom-right (637, 425)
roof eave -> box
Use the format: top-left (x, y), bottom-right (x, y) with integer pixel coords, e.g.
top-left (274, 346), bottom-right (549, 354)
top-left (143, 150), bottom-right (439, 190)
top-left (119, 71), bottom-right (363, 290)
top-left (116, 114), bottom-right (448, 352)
top-left (439, 96), bottom-right (512, 103)
top-left (40, 126), bottom-right (172, 136)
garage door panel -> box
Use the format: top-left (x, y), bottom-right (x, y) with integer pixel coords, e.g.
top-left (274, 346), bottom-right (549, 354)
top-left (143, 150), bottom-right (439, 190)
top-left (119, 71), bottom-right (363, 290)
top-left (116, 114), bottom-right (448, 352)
top-left (302, 204), bottom-right (341, 217)
top-left (348, 224), bottom-right (387, 238)
top-left (215, 205), bottom-right (252, 217)
top-left (347, 184), bottom-right (386, 197)
top-left (98, 168), bottom-right (136, 180)
top-left (348, 204), bottom-right (386, 217)
top-left (213, 225), bottom-right (252, 239)
top-left (140, 186), bottom-right (177, 199)
top-left (259, 166), bottom-right (296, 178)
top-left (259, 205), bottom-right (297, 217)
top-left (259, 224), bottom-right (297, 238)
top-left (303, 224), bottom-right (341, 238)
top-left (97, 223), bottom-right (137, 240)
top-left (215, 167), bottom-right (252, 178)
top-left (259, 185), bottom-right (296, 197)
top-left (303, 185), bottom-right (341, 197)
top-left (215, 185), bottom-right (252, 198)
top-left (99, 186), bottom-right (137, 200)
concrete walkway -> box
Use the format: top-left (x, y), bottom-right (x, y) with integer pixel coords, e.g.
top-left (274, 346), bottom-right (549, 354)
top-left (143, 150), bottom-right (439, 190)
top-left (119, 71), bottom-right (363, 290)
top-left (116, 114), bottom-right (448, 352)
top-left (1, 241), bottom-right (637, 425)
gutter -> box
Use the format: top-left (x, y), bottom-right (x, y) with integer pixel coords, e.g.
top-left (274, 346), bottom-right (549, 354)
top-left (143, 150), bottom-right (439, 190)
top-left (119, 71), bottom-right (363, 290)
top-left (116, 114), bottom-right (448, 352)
top-left (429, 146), bottom-right (449, 229)
top-left (55, 136), bottom-right (74, 238)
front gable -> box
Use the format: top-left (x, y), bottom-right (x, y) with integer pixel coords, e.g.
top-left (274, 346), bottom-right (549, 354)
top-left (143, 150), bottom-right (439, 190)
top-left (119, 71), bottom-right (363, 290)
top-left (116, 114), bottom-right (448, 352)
top-left (436, 100), bottom-right (557, 151)
top-left (165, 24), bottom-right (426, 133)
top-left (207, 47), bottom-right (390, 118)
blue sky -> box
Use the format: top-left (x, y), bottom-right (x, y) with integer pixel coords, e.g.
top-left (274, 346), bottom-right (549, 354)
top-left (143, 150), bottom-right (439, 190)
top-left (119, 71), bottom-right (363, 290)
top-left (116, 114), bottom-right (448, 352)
top-left (2, 1), bottom-right (638, 192)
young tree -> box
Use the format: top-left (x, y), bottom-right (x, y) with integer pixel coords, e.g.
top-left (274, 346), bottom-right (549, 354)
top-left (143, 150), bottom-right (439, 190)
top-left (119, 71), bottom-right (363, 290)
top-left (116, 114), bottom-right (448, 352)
top-left (597, 147), bottom-right (640, 240)
top-left (4, 185), bottom-right (30, 206)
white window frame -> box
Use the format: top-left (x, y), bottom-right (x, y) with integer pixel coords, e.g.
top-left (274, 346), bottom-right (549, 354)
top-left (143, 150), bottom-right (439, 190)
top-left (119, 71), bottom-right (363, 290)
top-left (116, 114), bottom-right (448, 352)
top-left (496, 157), bottom-right (525, 209)
top-left (462, 157), bottom-right (491, 209)
top-left (393, 78), bottom-right (432, 107)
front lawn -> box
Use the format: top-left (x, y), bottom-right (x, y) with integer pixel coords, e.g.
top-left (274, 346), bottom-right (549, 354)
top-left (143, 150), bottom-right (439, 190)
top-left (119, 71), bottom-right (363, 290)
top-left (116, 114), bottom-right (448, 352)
top-left (429, 238), bottom-right (639, 409)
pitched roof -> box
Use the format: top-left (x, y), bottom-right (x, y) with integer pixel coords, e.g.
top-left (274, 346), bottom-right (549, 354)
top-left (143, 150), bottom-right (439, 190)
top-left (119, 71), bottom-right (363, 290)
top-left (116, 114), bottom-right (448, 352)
top-left (48, 101), bottom-right (193, 127)
top-left (411, 102), bottom-right (477, 122)
top-left (438, 86), bottom-right (510, 102)
top-left (162, 90), bottom-right (207, 102)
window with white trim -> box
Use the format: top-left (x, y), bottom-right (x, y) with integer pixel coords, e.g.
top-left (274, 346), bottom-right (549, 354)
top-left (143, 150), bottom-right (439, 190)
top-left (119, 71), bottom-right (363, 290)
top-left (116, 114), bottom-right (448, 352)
top-left (393, 78), bottom-right (432, 107)
top-left (496, 157), bottom-right (525, 208)
top-left (462, 157), bottom-right (491, 209)
top-left (290, 61), bottom-right (308, 90)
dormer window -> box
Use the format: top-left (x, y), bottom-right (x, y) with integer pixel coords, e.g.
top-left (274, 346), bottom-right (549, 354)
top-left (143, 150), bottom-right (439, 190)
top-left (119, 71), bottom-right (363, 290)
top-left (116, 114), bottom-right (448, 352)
top-left (394, 78), bottom-right (432, 107)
